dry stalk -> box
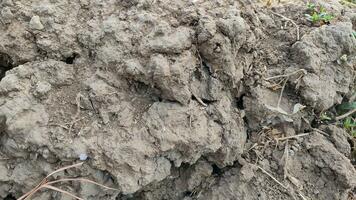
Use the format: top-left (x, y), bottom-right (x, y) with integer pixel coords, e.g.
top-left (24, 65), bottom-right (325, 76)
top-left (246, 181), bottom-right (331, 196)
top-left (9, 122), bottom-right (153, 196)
top-left (312, 128), bottom-right (329, 137)
top-left (247, 143), bottom-right (259, 152)
top-left (255, 165), bottom-right (288, 190)
top-left (277, 77), bottom-right (289, 109)
top-left (41, 185), bottom-right (83, 200)
top-left (193, 95), bottom-right (208, 107)
top-left (265, 69), bottom-right (307, 115)
top-left (265, 69), bottom-right (307, 81)
top-left (256, 165), bottom-right (300, 200)
top-left (335, 108), bottom-right (356, 121)
top-left (48, 123), bottom-right (69, 130)
top-left (283, 140), bottom-right (289, 179)
top-left (17, 162), bottom-right (118, 200)
top-left (18, 162), bottom-right (84, 200)
top-left (270, 11), bottom-right (300, 41)
top-left (298, 192), bottom-right (308, 200)
top-left (276, 133), bottom-right (310, 141)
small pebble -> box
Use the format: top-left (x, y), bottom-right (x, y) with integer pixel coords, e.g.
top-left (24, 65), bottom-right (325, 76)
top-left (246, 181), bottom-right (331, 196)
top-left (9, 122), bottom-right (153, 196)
top-left (1, 7), bottom-right (14, 24)
top-left (34, 81), bottom-right (52, 97)
top-left (29, 15), bottom-right (44, 30)
top-left (79, 153), bottom-right (88, 161)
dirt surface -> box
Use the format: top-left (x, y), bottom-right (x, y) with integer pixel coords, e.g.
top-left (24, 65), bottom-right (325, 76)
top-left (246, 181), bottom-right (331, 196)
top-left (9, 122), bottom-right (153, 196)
top-left (0, 0), bottom-right (355, 199)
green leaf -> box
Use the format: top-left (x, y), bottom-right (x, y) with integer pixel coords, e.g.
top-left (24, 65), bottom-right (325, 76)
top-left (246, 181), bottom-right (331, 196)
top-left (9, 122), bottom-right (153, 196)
top-left (337, 102), bottom-right (356, 113)
top-left (352, 130), bottom-right (356, 138)
top-left (320, 113), bottom-right (332, 121)
top-left (305, 14), bottom-right (312, 20)
top-left (319, 6), bottom-right (326, 13)
top-left (311, 12), bottom-right (321, 22)
top-left (322, 14), bottom-right (334, 22)
top-left (305, 2), bottom-right (334, 24)
top-left (307, 2), bottom-right (316, 10)
top-left (344, 117), bottom-right (356, 129)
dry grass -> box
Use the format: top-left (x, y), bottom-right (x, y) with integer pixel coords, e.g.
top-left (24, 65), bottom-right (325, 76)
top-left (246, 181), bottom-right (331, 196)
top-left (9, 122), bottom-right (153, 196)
top-left (18, 162), bottom-right (118, 200)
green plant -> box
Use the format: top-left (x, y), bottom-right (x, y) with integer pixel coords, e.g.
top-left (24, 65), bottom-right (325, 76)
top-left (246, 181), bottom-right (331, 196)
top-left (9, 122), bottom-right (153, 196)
top-left (306, 2), bottom-right (316, 10)
top-left (337, 102), bottom-right (356, 113)
top-left (337, 102), bottom-right (356, 138)
top-left (305, 2), bottom-right (334, 25)
top-left (343, 117), bottom-right (356, 137)
top-left (320, 112), bottom-right (331, 121)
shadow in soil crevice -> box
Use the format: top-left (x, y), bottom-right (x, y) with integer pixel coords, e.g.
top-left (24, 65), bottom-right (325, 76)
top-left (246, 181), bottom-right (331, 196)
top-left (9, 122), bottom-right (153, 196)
top-left (0, 52), bottom-right (13, 80)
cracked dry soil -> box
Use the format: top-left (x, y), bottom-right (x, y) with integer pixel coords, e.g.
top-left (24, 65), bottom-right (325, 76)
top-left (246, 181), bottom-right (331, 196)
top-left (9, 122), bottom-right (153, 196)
top-left (0, 0), bottom-right (355, 199)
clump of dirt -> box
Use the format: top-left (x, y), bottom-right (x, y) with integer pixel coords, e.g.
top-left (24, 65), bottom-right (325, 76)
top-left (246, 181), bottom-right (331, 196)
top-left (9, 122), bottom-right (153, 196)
top-left (0, 0), bottom-right (355, 199)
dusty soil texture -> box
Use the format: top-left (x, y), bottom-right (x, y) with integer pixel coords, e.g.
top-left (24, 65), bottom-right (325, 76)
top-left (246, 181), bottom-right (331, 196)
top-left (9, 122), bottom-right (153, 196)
top-left (0, 0), bottom-right (355, 199)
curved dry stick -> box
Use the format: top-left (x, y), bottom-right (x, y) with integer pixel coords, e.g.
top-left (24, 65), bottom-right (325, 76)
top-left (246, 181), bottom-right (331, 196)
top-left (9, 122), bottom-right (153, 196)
top-left (335, 108), bottom-right (356, 121)
top-left (19, 185), bottom-right (43, 200)
top-left (270, 11), bottom-right (300, 41)
top-left (277, 77), bottom-right (288, 109)
top-left (18, 162), bottom-right (119, 200)
top-left (41, 185), bottom-right (84, 200)
top-left (44, 162), bottom-right (84, 180)
top-left (18, 162), bottom-right (84, 200)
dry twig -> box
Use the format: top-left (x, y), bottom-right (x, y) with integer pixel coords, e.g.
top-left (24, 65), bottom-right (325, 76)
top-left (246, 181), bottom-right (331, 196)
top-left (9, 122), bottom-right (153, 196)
top-left (335, 108), bottom-right (356, 121)
top-left (277, 77), bottom-right (289, 109)
top-left (265, 69), bottom-right (307, 81)
top-left (17, 162), bottom-right (118, 200)
top-left (312, 128), bottom-right (329, 137)
top-left (276, 133), bottom-right (310, 141)
top-left (264, 69), bottom-right (307, 115)
top-left (256, 165), bottom-right (300, 200)
top-left (270, 11), bottom-right (300, 41)
top-left (256, 165), bottom-right (288, 190)
top-left (193, 95), bottom-right (208, 107)
top-left (283, 140), bottom-right (289, 179)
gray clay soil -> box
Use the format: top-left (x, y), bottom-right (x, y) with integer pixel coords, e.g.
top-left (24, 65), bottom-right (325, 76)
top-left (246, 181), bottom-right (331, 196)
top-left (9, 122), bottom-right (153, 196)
top-left (0, 0), bottom-right (355, 199)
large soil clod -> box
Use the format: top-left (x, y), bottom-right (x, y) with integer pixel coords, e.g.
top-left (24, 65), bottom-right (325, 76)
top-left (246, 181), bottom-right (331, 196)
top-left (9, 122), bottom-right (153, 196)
top-left (0, 0), bottom-right (355, 200)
